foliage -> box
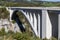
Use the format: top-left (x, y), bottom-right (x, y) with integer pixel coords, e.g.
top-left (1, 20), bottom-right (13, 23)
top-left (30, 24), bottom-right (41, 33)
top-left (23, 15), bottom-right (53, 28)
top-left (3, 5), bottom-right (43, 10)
top-left (0, 1), bottom-right (60, 7)
top-left (3, 2), bottom-right (38, 7)
top-left (43, 37), bottom-right (58, 40)
top-left (43, 38), bottom-right (48, 40)
top-left (0, 8), bottom-right (9, 19)
top-left (13, 32), bottom-right (40, 40)
top-left (8, 30), bottom-right (14, 34)
top-left (0, 29), bottom-right (40, 40)
top-left (51, 37), bottom-right (57, 40)
top-left (0, 28), bottom-right (6, 36)
top-left (11, 20), bottom-right (16, 24)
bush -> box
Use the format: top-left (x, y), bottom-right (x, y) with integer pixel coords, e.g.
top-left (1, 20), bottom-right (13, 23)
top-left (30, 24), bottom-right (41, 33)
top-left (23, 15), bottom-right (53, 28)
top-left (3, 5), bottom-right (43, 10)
top-left (51, 37), bottom-right (57, 40)
top-left (0, 8), bottom-right (9, 19)
top-left (43, 38), bottom-right (48, 40)
top-left (0, 28), bottom-right (6, 36)
top-left (8, 30), bottom-right (14, 34)
top-left (12, 32), bottom-right (40, 40)
top-left (11, 20), bottom-right (16, 24)
top-left (43, 37), bottom-right (58, 40)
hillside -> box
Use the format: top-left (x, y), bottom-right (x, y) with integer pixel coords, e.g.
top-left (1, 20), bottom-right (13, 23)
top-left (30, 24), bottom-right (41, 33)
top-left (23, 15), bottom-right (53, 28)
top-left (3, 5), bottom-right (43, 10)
top-left (0, 1), bottom-right (60, 7)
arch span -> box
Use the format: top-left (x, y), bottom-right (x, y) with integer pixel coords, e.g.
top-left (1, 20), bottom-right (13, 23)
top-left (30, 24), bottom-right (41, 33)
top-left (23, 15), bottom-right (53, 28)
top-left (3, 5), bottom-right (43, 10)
top-left (7, 7), bottom-right (60, 39)
top-left (11, 10), bottom-right (39, 36)
top-left (11, 10), bottom-right (25, 32)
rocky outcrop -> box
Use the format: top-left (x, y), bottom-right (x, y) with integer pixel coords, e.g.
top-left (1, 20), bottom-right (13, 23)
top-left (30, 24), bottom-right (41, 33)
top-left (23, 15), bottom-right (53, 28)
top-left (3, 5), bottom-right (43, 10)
top-left (0, 19), bottom-right (20, 33)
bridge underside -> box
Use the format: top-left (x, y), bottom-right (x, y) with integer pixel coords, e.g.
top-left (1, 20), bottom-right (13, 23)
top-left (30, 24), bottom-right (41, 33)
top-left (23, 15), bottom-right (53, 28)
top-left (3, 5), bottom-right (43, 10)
top-left (7, 8), bottom-right (60, 40)
top-left (48, 11), bottom-right (58, 39)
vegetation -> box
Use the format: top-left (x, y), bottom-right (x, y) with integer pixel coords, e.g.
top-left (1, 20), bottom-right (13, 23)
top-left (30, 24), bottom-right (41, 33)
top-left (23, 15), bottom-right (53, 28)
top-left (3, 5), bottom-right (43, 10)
top-left (0, 8), bottom-right (40, 40)
top-left (0, 1), bottom-right (60, 7)
top-left (0, 28), bottom-right (40, 40)
top-left (51, 37), bottom-right (57, 40)
top-left (0, 28), bottom-right (58, 40)
top-left (12, 20), bottom-right (16, 23)
top-left (0, 8), bottom-right (9, 19)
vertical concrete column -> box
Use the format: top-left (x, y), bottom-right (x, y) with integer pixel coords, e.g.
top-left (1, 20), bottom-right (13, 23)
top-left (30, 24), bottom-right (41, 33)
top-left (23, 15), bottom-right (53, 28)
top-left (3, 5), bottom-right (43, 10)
top-left (58, 13), bottom-right (60, 40)
top-left (30, 13), bottom-right (34, 27)
top-left (20, 10), bottom-right (37, 36)
top-left (42, 10), bottom-right (52, 39)
top-left (38, 13), bottom-right (40, 37)
top-left (33, 13), bottom-right (37, 36)
top-left (8, 10), bottom-right (14, 21)
top-left (6, 8), bottom-right (14, 21)
top-left (46, 11), bottom-right (52, 39)
top-left (23, 11), bottom-right (26, 16)
top-left (26, 12), bottom-right (30, 20)
top-left (42, 10), bottom-right (46, 39)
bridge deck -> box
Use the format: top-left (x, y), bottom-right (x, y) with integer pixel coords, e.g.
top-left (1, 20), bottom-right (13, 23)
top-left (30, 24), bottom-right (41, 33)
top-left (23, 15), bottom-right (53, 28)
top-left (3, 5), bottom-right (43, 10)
top-left (6, 7), bottom-right (60, 10)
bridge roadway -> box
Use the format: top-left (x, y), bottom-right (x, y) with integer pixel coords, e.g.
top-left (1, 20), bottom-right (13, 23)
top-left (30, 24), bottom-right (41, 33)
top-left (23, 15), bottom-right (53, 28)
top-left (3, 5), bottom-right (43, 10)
top-left (6, 7), bottom-right (60, 40)
top-left (6, 7), bottom-right (60, 10)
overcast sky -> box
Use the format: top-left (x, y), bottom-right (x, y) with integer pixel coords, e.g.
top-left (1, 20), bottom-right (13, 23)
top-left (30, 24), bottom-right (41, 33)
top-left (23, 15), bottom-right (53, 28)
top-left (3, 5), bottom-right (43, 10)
top-left (41, 0), bottom-right (60, 2)
top-left (27, 0), bottom-right (60, 2)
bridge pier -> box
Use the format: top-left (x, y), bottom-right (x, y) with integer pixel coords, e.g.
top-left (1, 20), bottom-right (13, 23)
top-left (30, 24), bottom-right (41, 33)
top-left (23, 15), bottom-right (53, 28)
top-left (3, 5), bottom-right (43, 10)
top-left (8, 9), bottom-right (14, 21)
top-left (37, 13), bottom-right (41, 38)
top-left (42, 10), bottom-right (52, 39)
top-left (26, 12), bottom-right (30, 20)
top-left (29, 13), bottom-right (34, 27)
top-left (33, 13), bottom-right (38, 36)
top-left (58, 13), bottom-right (60, 40)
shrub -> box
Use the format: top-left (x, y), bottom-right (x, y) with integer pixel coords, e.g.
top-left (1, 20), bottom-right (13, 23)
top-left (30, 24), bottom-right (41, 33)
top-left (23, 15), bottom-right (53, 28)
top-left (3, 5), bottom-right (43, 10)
top-left (12, 32), bottom-right (40, 40)
top-left (11, 20), bottom-right (16, 24)
top-left (0, 28), bottom-right (6, 36)
top-left (0, 8), bottom-right (9, 19)
top-left (43, 38), bottom-right (48, 40)
top-left (51, 37), bottom-right (57, 40)
top-left (8, 30), bottom-right (14, 34)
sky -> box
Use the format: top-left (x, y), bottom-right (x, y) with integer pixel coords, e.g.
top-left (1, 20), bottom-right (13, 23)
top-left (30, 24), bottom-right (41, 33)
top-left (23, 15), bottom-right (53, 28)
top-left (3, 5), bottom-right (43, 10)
top-left (27, 0), bottom-right (60, 2)
top-left (41, 0), bottom-right (60, 2)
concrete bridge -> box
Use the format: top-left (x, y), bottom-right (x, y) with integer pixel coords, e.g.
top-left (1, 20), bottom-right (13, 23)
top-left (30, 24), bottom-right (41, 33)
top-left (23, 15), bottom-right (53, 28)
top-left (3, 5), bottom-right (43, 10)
top-left (6, 7), bottom-right (60, 39)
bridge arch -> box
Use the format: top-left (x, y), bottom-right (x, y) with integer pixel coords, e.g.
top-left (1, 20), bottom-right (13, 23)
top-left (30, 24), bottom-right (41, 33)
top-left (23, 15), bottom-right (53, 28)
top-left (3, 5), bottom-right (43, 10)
top-left (12, 10), bottom-right (39, 35)
top-left (11, 10), bottom-right (26, 32)
top-left (6, 7), bottom-right (60, 40)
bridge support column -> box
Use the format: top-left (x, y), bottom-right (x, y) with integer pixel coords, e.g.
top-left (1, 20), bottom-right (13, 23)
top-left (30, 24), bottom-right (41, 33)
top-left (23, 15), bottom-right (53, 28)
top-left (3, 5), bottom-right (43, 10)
top-left (33, 13), bottom-right (37, 36)
top-left (30, 13), bottom-right (34, 27)
top-left (6, 8), bottom-right (14, 21)
top-left (58, 13), bottom-right (60, 40)
top-left (42, 10), bottom-right (52, 39)
top-left (8, 10), bottom-right (14, 21)
top-left (26, 12), bottom-right (30, 20)
top-left (38, 13), bottom-right (40, 38)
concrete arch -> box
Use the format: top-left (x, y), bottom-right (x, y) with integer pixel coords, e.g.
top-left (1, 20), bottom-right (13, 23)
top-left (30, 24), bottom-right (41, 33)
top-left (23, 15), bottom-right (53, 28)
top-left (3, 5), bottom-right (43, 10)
top-left (11, 10), bottom-right (37, 36)
top-left (20, 10), bottom-right (41, 37)
top-left (11, 10), bottom-right (26, 32)
top-left (19, 10), bottom-right (37, 36)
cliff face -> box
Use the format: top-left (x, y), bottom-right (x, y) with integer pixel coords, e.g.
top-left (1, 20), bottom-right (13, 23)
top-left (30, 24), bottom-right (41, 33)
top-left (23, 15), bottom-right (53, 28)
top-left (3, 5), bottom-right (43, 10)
top-left (0, 19), bottom-right (20, 33)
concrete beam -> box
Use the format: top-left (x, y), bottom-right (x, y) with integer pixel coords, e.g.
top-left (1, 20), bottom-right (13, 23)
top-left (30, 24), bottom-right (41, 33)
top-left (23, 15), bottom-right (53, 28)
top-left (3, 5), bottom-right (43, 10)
top-left (6, 7), bottom-right (60, 11)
